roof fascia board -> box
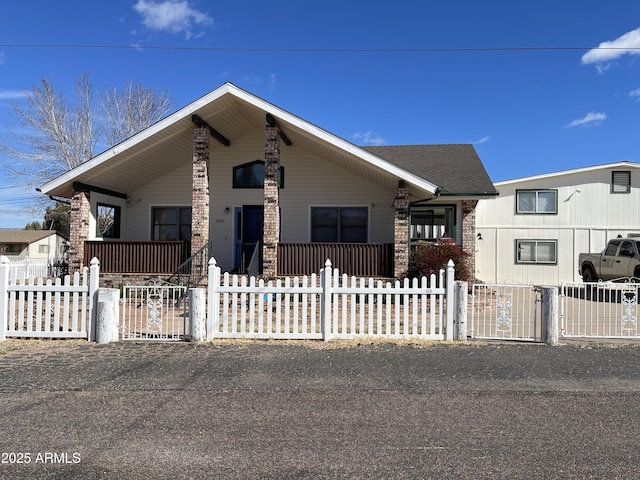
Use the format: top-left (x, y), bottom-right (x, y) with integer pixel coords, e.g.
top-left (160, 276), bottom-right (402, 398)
top-left (495, 161), bottom-right (640, 186)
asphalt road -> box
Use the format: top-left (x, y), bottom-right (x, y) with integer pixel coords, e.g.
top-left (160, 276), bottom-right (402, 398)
top-left (1, 339), bottom-right (639, 479)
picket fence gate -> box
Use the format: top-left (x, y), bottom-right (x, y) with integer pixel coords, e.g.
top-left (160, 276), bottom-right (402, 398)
top-left (206, 258), bottom-right (455, 341)
top-left (0, 256), bottom-right (99, 340)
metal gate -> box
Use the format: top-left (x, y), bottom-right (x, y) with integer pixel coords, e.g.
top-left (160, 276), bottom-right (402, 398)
top-left (470, 284), bottom-right (541, 341)
top-left (120, 283), bottom-right (189, 340)
top-left (561, 281), bottom-right (640, 338)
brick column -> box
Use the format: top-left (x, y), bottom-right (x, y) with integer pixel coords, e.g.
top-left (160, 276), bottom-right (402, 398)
top-left (461, 200), bottom-right (478, 280)
top-left (191, 126), bottom-right (210, 258)
top-left (393, 182), bottom-right (410, 279)
top-left (262, 124), bottom-right (281, 279)
top-left (68, 189), bottom-right (90, 273)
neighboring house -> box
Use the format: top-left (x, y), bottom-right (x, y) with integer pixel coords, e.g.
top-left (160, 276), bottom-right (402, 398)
top-left (475, 161), bottom-right (640, 285)
top-left (39, 83), bottom-right (497, 281)
top-left (0, 229), bottom-right (67, 262)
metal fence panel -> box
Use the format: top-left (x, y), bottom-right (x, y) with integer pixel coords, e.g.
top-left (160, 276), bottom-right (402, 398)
top-left (561, 282), bottom-right (640, 338)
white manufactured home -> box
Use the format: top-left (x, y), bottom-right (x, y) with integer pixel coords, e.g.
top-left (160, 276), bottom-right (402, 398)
top-left (475, 161), bottom-right (640, 285)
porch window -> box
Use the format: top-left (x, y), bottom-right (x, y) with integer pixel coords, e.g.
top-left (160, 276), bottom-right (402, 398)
top-left (233, 160), bottom-right (285, 188)
top-left (152, 207), bottom-right (192, 241)
top-left (611, 171), bottom-right (630, 194)
top-left (410, 206), bottom-right (455, 243)
top-left (5, 244), bottom-right (22, 255)
top-left (516, 190), bottom-right (557, 214)
top-left (516, 239), bottom-right (557, 264)
top-left (96, 203), bottom-right (121, 239)
top-left (311, 207), bottom-right (367, 242)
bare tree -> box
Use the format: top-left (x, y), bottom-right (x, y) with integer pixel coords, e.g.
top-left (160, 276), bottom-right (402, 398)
top-left (1, 73), bottom-right (172, 188)
top-left (99, 82), bottom-right (171, 146)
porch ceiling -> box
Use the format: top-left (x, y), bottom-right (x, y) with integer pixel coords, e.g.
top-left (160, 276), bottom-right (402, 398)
top-left (41, 83), bottom-right (436, 199)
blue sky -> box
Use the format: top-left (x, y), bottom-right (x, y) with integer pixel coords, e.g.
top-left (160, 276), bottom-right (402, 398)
top-left (2, 0), bottom-right (640, 228)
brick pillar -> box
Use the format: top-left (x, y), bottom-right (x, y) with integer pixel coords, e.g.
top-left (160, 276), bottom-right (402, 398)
top-left (393, 182), bottom-right (410, 279)
top-left (191, 126), bottom-right (210, 258)
top-left (461, 200), bottom-right (478, 280)
top-left (262, 124), bottom-right (281, 279)
top-left (68, 189), bottom-right (90, 273)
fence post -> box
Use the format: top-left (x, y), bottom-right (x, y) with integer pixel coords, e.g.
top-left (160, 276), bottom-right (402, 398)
top-left (88, 257), bottom-right (100, 342)
top-left (320, 259), bottom-right (332, 341)
top-left (454, 281), bottom-right (468, 341)
top-left (0, 256), bottom-right (9, 342)
top-left (95, 288), bottom-right (119, 344)
top-left (190, 288), bottom-right (206, 342)
top-left (206, 257), bottom-right (220, 341)
top-left (445, 260), bottom-right (455, 340)
top-left (541, 286), bottom-right (559, 346)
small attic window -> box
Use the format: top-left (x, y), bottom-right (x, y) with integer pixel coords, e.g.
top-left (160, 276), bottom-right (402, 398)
top-left (611, 171), bottom-right (631, 194)
top-left (233, 160), bottom-right (284, 188)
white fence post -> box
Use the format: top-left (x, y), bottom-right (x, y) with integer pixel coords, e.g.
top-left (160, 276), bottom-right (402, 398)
top-left (541, 286), bottom-right (559, 346)
top-left (445, 260), bottom-right (455, 340)
top-left (190, 288), bottom-right (206, 342)
top-left (88, 257), bottom-right (100, 342)
top-left (454, 281), bottom-right (468, 341)
top-left (96, 288), bottom-right (119, 344)
top-left (207, 257), bottom-right (220, 341)
top-left (321, 259), bottom-right (332, 341)
top-left (0, 256), bottom-right (9, 342)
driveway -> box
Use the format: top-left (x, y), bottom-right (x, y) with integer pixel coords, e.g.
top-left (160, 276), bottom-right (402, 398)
top-left (1, 339), bottom-right (639, 479)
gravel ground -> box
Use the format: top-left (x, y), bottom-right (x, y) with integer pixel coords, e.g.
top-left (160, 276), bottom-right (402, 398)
top-left (1, 338), bottom-right (639, 479)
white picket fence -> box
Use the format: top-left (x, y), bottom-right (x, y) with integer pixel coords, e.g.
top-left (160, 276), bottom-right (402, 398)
top-left (7, 258), bottom-right (54, 281)
top-left (0, 256), bottom-right (99, 340)
top-left (207, 258), bottom-right (455, 341)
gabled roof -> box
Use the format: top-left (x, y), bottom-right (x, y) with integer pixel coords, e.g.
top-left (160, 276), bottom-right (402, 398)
top-left (0, 230), bottom-right (62, 244)
top-left (41, 82), bottom-right (464, 198)
top-left (363, 144), bottom-right (497, 196)
top-left (495, 161), bottom-right (640, 186)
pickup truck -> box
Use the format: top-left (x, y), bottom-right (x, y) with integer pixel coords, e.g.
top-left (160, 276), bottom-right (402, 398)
top-left (578, 238), bottom-right (640, 282)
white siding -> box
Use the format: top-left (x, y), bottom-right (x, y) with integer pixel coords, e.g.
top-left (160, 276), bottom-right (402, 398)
top-left (476, 165), bottom-right (640, 284)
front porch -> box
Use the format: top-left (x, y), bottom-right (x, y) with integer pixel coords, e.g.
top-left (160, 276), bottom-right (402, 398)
top-left (84, 241), bottom-right (395, 278)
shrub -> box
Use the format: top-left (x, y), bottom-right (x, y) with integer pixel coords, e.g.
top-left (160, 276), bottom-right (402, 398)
top-left (406, 239), bottom-right (472, 283)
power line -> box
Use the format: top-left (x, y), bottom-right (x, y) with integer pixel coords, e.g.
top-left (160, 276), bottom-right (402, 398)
top-left (0, 43), bottom-right (635, 53)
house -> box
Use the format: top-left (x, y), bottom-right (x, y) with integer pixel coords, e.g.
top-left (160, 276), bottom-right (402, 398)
top-left (0, 229), bottom-right (67, 264)
top-left (475, 161), bottom-right (640, 285)
top-left (39, 83), bottom-right (497, 283)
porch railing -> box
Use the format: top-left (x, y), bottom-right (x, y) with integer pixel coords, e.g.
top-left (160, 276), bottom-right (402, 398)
top-left (84, 241), bottom-right (187, 274)
top-left (277, 242), bottom-right (394, 278)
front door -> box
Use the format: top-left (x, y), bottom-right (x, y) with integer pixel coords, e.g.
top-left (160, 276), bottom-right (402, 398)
top-left (234, 205), bottom-right (263, 273)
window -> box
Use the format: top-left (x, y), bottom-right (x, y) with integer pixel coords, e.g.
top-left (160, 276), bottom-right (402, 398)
top-left (516, 190), bottom-right (557, 214)
top-left (96, 203), bottom-right (121, 238)
top-left (516, 240), bottom-right (557, 264)
top-left (233, 160), bottom-right (284, 188)
top-left (311, 207), bottom-right (367, 242)
top-left (5, 244), bottom-right (22, 254)
top-left (611, 171), bottom-right (631, 194)
top-left (152, 207), bottom-right (192, 241)
top-left (604, 240), bottom-right (620, 256)
top-left (39, 245), bottom-right (49, 254)
top-left (410, 206), bottom-right (456, 242)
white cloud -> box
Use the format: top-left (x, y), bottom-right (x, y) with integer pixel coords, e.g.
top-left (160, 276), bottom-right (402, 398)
top-left (0, 90), bottom-right (27, 100)
top-left (581, 27), bottom-right (640, 69)
top-left (352, 131), bottom-right (386, 146)
top-left (0, 51), bottom-right (6, 65)
top-left (133, 0), bottom-right (212, 37)
top-left (566, 112), bottom-right (607, 128)
top-left (472, 136), bottom-right (491, 145)
top-left (630, 88), bottom-right (640, 99)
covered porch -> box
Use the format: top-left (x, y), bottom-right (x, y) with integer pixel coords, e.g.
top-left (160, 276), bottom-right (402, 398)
top-left (84, 240), bottom-right (395, 278)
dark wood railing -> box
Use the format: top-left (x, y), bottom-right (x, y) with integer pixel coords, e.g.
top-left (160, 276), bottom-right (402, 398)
top-left (278, 242), bottom-right (394, 278)
top-left (84, 241), bottom-right (188, 274)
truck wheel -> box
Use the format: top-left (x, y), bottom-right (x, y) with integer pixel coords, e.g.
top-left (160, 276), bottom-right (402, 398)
top-left (582, 266), bottom-right (596, 283)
